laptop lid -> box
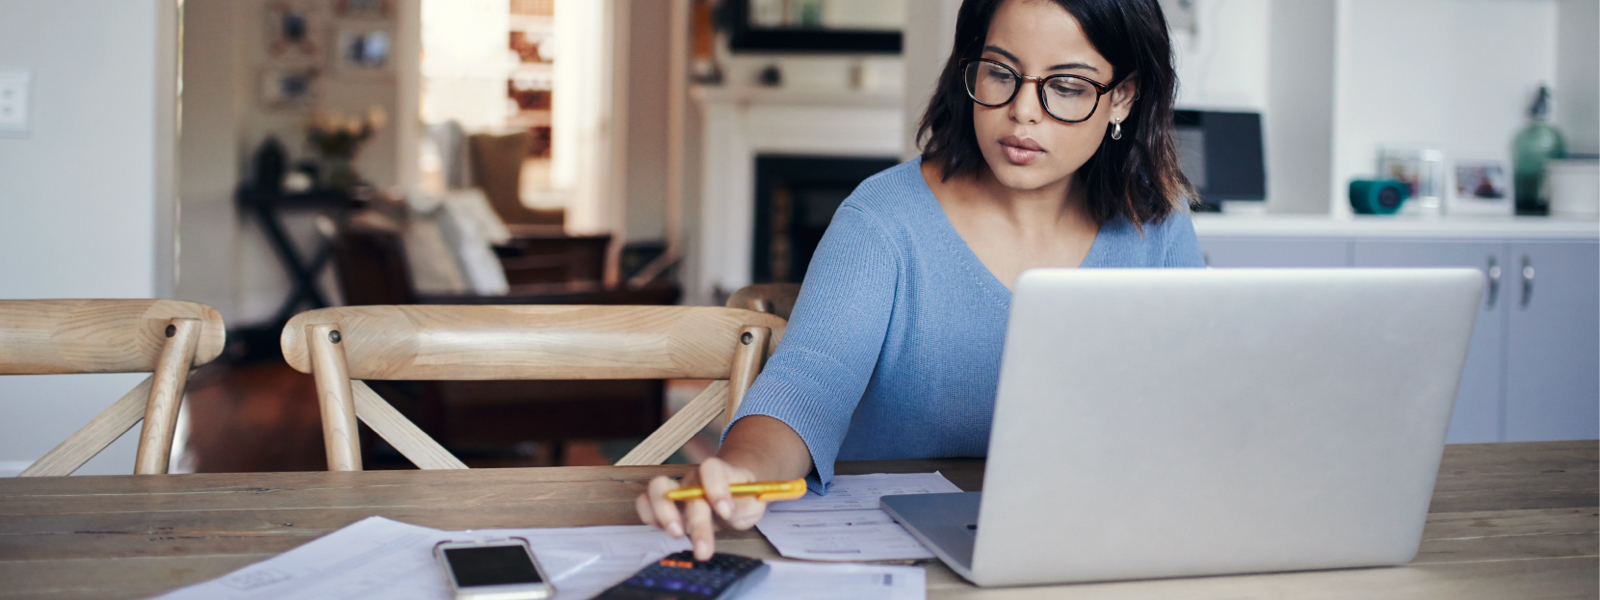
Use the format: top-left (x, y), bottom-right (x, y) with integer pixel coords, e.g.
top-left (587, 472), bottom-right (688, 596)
top-left (964, 268), bottom-right (1483, 587)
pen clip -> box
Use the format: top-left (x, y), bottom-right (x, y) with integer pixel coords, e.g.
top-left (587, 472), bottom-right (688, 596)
top-left (754, 479), bottom-right (807, 502)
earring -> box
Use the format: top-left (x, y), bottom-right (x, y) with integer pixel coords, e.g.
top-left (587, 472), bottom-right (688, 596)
top-left (1111, 119), bottom-right (1123, 141)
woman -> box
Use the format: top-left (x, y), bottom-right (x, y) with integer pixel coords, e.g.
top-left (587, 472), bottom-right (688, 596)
top-left (639, 0), bottom-right (1203, 560)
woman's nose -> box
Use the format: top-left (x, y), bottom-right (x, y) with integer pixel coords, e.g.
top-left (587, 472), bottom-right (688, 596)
top-left (1008, 80), bottom-right (1043, 125)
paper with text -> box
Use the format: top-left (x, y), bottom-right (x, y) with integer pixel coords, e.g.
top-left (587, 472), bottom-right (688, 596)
top-left (744, 561), bottom-right (926, 600)
top-left (756, 472), bottom-right (963, 561)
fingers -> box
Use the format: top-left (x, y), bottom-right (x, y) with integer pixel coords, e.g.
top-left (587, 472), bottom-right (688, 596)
top-left (724, 496), bottom-right (768, 530)
top-left (683, 494), bottom-right (718, 560)
top-left (697, 458), bottom-right (736, 521)
top-left (641, 476), bottom-right (686, 538)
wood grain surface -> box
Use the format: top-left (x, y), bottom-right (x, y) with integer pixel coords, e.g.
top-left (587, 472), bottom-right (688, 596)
top-left (0, 442), bottom-right (1592, 600)
top-left (0, 300), bottom-right (224, 375)
top-left (279, 305), bottom-right (786, 381)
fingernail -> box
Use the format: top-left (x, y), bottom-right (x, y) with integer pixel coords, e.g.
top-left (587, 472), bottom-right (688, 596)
top-left (694, 540), bottom-right (711, 559)
top-left (668, 522), bottom-right (684, 537)
top-left (717, 500), bottom-right (732, 518)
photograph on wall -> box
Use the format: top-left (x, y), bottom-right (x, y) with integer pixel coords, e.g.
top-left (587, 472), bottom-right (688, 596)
top-left (260, 67), bottom-right (320, 109)
top-left (333, 27), bottom-right (393, 73)
top-left (267, 0), bottom-right (320, 58)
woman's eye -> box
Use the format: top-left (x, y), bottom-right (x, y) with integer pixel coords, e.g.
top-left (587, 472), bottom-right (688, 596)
top-left (985, 68), bottom-right (1014, 82)
top-left (1048, 82), bottom-right (1088, 97)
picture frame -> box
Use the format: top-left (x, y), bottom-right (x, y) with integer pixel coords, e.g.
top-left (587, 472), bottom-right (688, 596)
top-left (266, 0), bottom-right (320, 59)
top-left (333, 27), bottom-right (393, 73)
top-left (259, 67), bottom-right (320, 109)
top-left (1377, 147), bottom-right (1446, 215)
top-left (1448, 159), bottom-right (1514, 216)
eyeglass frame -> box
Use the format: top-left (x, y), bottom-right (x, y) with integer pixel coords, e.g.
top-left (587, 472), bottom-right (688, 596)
top-left (959, 58), bottom-right (1114, 124)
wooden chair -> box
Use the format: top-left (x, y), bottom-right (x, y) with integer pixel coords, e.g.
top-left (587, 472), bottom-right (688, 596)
top-left (280, 305), bottom-right (786, 470)
top-left (727, 283), bottom-right (801, 321)
top-left (2, 300), bottom-right (226, 476)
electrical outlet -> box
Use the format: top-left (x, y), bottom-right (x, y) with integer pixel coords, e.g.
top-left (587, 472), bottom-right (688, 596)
top-left (0, 70), bottom-right (32, 136)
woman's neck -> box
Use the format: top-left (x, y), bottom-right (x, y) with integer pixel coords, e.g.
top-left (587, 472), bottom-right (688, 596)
top-left (931, 161), bottom-right (1090, 234)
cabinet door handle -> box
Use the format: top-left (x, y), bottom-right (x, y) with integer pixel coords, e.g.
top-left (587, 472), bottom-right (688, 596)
top-left (1485, 255), bottom-right (1500, 308)
top-left (1519, 256), bottom-right (1535, 309)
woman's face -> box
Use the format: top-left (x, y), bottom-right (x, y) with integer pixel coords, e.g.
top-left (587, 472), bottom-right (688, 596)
top-left (973, 0), bottom-right (1137, 194)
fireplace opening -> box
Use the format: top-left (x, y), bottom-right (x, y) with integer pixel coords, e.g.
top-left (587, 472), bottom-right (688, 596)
top-left (752, 154), bottom-right (900, 284)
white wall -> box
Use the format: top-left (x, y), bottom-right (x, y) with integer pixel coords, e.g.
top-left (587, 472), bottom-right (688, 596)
top-left (0, 0), bottom-right (177, 475)
top-left (1556, 0), bottom-right (1599, 155)
top-left (1331, 0), bottom-right (1559, 217)
top-left (1267, 0), bottom-right (1338, 214)
top-left (1171, 0), bottom-right (1269, 111)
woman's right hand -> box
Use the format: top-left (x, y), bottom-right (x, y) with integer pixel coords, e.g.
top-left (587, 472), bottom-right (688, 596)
top-left (635, 457), bottom-right (773, 561)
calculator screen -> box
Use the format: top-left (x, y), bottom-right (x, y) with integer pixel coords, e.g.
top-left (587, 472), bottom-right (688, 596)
top-left (444, 545), bottom-right (544, 587)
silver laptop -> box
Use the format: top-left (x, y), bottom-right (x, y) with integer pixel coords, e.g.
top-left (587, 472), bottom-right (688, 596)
top-left (881, 268), bottom-right (1484, 587)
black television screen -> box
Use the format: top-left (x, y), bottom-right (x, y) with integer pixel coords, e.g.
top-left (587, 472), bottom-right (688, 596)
top-left (1173, 109), bottom-right (1265, 211)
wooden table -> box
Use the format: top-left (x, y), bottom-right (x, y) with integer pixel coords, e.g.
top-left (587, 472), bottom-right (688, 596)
top-left (1, 441), bottom-right (1594, 599)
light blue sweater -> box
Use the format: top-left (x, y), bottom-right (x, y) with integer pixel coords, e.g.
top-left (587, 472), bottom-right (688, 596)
top-left (727, 157), bottom-right (1205, 492)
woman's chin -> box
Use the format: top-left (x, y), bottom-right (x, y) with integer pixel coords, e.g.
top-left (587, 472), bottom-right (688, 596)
top-left (985, 160), bottom-right (1067, 193)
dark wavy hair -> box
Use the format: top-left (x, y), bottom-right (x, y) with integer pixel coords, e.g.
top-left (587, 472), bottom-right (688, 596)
top-left (917, 0), bottom-right (1195, 229)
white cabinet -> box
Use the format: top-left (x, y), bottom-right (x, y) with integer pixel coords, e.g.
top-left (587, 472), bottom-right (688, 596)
top-left (1504, 242), bottom-right (1600, 441)
top-left (1197, 226), bottom-right (1598, 443)
top-left (1200, 238), bottom-right (1349, 268)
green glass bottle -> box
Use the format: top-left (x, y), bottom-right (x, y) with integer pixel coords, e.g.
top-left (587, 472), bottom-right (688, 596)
top-left (1513, 86), bottom-right (1567, 215)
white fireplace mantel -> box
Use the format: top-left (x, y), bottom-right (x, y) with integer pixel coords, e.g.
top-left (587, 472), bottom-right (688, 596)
top-left (690, 85), bottom-right (905, 305)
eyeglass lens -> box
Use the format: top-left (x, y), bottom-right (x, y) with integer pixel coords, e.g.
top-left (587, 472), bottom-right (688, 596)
top-left (963, 60), bottom-right (1100, 123)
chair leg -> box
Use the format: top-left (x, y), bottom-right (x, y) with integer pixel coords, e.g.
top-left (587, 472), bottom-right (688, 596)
top-left (306, 323), bottom-right (363, 471)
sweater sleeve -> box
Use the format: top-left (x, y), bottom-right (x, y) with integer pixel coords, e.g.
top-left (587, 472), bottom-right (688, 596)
top-left (724, 205), bottom-right (900, 493)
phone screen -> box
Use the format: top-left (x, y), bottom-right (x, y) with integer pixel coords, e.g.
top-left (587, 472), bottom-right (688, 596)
top-left (444, 545), bottom-right (545, 587)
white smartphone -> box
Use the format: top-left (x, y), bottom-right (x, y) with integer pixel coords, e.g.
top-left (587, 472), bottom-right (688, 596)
top-left (434, 537), bottom-right (554, 600)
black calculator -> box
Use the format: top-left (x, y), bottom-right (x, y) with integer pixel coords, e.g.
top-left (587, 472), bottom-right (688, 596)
top-left (593, 551), bottom-right (769, 600)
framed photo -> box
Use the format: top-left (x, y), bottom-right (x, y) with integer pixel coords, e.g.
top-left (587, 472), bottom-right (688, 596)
top-left (260, 67), bottom-right (319, 109)
top-left (1448, 160), bottom-right (1514, 216)
top-left (335, 0), bottom-right (393, 20)
top-left (1377, 147), bottom-right (1445, 215)
top-left (333, 27), bottom-right (392, 73)
top-left (266, 1), bottom-right (320, 59)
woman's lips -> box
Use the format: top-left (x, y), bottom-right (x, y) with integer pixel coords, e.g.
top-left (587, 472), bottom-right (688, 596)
top-left (1000, 136), bottom-right (1044, 165)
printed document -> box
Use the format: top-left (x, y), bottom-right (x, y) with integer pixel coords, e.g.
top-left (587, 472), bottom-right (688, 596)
top-left (745, 561), bottom-right (925, 600)
top-left (757, 472), bottom-right (963, 561)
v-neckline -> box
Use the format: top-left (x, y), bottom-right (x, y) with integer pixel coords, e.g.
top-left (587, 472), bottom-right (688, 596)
top-left (907, 158), bottom-right (1108, 304)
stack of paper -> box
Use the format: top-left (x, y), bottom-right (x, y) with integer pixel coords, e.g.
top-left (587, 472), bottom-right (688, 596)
top-left (756, 472), bottom-right (964, 562)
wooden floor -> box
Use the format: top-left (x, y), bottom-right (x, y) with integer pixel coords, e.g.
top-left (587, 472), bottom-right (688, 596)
top-left (180, 359), bottom-right (622, 472)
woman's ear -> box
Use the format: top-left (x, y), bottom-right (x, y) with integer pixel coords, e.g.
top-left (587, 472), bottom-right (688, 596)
top-left (1110, 72), bottom-right (1139, 121)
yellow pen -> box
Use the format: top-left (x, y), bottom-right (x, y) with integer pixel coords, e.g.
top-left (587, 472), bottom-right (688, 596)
top-left (664, 478), bottom-right (809, 502)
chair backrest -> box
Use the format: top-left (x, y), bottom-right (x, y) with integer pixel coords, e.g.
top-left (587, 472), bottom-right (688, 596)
top-left (727, 283), bottom-right (801, 321)
top-left (1, 299), bottom-right (226, 476)
top-left (280, 305), bottom-right (786, 470)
